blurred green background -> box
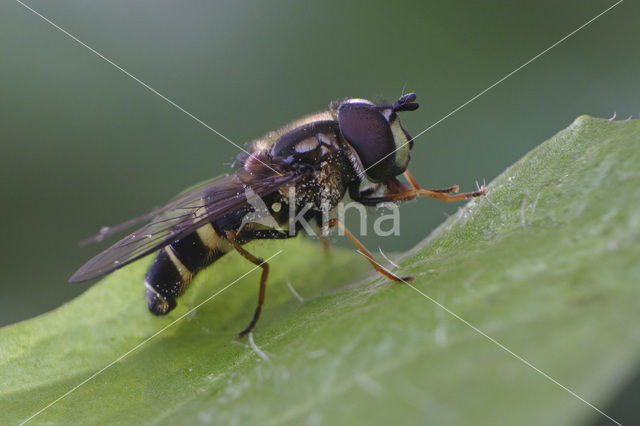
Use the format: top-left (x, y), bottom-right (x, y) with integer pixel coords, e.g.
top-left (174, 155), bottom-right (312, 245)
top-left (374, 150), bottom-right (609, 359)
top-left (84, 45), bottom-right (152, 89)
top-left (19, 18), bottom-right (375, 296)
top-left (1, 0), bottom-right (638, 330)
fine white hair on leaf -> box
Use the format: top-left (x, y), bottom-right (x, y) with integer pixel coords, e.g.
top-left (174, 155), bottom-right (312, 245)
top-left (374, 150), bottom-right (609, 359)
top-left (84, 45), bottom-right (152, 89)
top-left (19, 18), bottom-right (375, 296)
top-left (306, 349), bottom-right (328, 359)
top-left (355, 374), bottom-right (383, 398)
top-left (231, 340), bottom-right (248, 349)
top-left (520, 197), bottom-right (528, 227)
top-left (248, 332), bottom-right (270, 362)
top-left (463, 270), bottom-right (482, 289)
top-left (486, 198), bottom-right (503, 214)
top-left (286, 280), bottom-right (305, 302)
top-left (528, 192), bottom-right (542, 225)
top-left (434, 293), bottom-right (448, 347)
top-left (378, 247), bottom-right (399, 269)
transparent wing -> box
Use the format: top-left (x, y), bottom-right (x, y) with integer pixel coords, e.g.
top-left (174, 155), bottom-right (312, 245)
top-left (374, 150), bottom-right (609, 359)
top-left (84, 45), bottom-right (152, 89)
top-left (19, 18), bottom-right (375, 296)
top-left (70, 166), bottom-right (302, 282)
top-left (77, 175), bottom-right (227, 246)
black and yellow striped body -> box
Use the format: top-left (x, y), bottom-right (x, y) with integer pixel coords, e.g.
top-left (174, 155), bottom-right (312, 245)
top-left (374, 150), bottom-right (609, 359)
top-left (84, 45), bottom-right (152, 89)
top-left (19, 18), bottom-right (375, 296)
top-left (145, 222), bottom-right (229, 315)
top-left (145, 192), bottom-right (296, 315)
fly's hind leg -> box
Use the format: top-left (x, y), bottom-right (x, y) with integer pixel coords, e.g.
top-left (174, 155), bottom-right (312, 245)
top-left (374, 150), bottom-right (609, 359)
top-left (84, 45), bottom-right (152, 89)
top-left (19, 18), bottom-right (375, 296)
top-left (226, 230), bottom-right (271, 337)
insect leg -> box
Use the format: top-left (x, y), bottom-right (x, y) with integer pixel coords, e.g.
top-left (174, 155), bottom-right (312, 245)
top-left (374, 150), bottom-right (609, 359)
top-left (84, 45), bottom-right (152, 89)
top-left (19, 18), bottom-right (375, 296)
top-left (314, 211), bottom-right (331, 253)
top-left (409, 178), bottom-right (459, 193)
top-left (412, 187), bottom-right (485, 202)
top-left (403, 170), bottom-right (485, 201)
top-left (353, 173), bottom-right (485, 205)
top-left (321, 237), bottom-right (331, 252)
top-left (327, 218), bottom-right (412, 282)
top-left (225, 230), bottom-right (270, 337)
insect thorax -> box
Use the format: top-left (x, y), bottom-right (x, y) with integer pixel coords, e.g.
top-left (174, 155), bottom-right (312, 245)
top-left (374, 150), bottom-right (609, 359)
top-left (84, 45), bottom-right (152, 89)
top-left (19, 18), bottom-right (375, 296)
top-left (247, 117), bottom-right (358, 216)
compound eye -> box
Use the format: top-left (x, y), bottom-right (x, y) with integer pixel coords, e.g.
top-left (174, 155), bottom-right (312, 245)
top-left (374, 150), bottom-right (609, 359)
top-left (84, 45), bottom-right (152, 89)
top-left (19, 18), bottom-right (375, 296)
top-left (337, 102), bottom-right (396, 182)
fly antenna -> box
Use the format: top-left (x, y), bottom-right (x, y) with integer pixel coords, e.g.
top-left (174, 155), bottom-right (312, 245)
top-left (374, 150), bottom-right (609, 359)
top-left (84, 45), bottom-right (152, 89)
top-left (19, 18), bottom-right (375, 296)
top-left (393, 92), bottom-right (419, 112)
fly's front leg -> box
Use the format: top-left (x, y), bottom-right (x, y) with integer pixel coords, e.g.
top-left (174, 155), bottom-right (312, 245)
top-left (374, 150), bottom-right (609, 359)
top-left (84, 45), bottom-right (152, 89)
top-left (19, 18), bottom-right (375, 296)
top-left (404, 170), bottom-right (459, 194)
top-left (352, 171), bottom-right (485, 205)
top-left (402, 170), bottom-right (485, 202)
top-left (225, 230), bottom-right (271, 337)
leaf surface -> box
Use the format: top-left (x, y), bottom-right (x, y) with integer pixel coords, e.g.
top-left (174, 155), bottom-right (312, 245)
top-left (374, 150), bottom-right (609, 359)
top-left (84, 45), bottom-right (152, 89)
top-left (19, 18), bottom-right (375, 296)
top-left (2, 116), bottom-right (639, 425)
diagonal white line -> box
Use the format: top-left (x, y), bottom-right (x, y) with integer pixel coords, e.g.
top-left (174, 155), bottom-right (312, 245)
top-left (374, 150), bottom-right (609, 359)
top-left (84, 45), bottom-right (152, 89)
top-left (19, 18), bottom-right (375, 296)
top-left (19, 250), bottom-right (283, 426)
top-left (14, 0), bottom-right (282, 176)
top-left (356, 251), bottom-right (621, 426)
top-left (360, 0), bottom-right (624, 178)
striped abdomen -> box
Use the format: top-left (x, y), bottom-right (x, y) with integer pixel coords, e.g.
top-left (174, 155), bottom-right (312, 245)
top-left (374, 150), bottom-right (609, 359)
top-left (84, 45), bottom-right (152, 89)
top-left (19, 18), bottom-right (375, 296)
top-left (145, 222), bottom-right (228, 315)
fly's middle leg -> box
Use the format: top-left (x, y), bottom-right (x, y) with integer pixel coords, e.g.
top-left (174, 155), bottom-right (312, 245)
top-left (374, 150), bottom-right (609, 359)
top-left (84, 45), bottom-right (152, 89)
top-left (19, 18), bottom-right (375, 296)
top-left (225, 230), bottom-right (271, 337)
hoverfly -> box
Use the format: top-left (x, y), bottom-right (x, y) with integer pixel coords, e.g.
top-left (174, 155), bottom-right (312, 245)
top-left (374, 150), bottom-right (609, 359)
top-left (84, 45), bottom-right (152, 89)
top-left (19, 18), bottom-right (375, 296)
top-left (71, 93), bottom-right (485, 336)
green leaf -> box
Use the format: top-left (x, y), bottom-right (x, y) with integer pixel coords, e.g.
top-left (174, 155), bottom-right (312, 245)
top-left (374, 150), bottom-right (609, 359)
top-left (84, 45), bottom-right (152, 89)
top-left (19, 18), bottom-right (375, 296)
top-left (2, 116), bottom-right (639, 425)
